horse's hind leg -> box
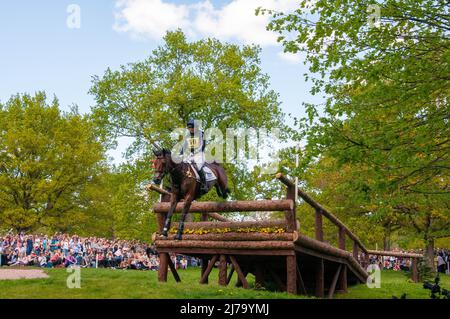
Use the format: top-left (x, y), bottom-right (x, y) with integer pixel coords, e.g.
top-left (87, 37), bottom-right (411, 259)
top-left (215, 183), bottom-right (225, 198)
top-left (210, 166), bottom-right (229, 199)
top-left (217, 175), bottom-right (230, 199)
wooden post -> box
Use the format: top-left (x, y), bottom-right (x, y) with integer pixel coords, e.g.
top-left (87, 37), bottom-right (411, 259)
top-left (338, 264), bottom-right (348, 292)
top-left (315, 258), bottom-right (324, 298)
top-left (286, 185), bottom-right (297, 231)
top-left (353, 241), bottom-right (359, 261)
top-left (200, 255), bottom-right (218, 284)
top-left (236, 270), bottom-right (249, 288)
top-left (219, 255), bottom-right (227, 286)
top-left (328, 265), bottom-right (342, 299)
top-left (255, 265), bottom-right (265, 288)
top-left (167, 257), bottom-right (181, 282)
top-left (338, 226), bottom-right (346, 250)
top-left (157, 187), bottom-right (169, 283)
top-left (226, 265), bottom-right (235, 285)
top-left (315, 209), bottom-right (323, 241)
top-left (412, 258), bottom-right (419, 283)
top-left (296, 265), bottom-right (307, 295)
top-left (158, 253), bottom-right (169, 282)
top-left (229, 256), bottom-right (249, 289)
top-left (269, 270), bottom-right (286, 291)
top-left (286, 255), bottom-right (297, 294)
top-left (201, 257), bottom-right (209, 284)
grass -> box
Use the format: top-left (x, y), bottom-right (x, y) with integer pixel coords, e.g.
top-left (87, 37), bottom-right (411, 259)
top-left (0, 266), bottom-right (448, 299)
top-left (336, 270), bottom-right (450, 299)
top-left (0, 267), bottom-right (301, 299)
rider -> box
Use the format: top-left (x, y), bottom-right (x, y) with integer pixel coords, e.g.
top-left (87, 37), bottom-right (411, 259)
top-left (180, 119), bottom-right (208, 194)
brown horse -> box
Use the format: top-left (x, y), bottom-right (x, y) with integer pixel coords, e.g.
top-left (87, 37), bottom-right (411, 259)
top-left (152, 148), bottom-right (230, 240)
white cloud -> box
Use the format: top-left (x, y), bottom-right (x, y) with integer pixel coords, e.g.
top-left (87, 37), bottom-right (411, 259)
top-left (113, 0), bottom-right (191, 39)
top-left (277, 51), bottom-right (303, 64)
top-left (113, 0), bottom-right (299, 47)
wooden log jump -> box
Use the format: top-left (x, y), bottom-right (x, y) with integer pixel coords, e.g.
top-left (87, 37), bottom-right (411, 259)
top-left (153, 199), bottom-right (294, 214)
top-left (154, 240), bottom-right (295, 250)
top-left (153, 232), bottom-right (296, 242)
top-left (146, 184), bottom-right (231, 222)
top-left (166, 220), bottom-right (288, 231)
top-left (149, 173), bottom-right (423, 296)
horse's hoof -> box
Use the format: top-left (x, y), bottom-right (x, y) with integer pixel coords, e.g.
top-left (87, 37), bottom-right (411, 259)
top-left (174, 234), bottom-right (183, 240)
top-left (161, 231), bottom-right (168, 238)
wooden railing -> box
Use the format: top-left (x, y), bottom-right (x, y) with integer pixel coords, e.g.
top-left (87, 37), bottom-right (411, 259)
top-left (276, 173), bottom-right (422, 282)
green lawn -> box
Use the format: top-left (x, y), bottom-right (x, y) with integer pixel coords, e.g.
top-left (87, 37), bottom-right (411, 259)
top-left (0, 267), bottom-right (448, 299)
top-left (336, 270), bottom-right (450, 299)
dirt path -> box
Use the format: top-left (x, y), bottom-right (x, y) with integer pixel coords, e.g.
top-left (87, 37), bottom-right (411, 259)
top-left (0, 268), bottom-right (49, 280)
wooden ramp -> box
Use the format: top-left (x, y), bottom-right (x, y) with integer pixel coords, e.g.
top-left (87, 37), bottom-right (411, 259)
top-left (154, 226), bottom-right (368, 297)
top-left (149, 174), bottom-right (422, 298)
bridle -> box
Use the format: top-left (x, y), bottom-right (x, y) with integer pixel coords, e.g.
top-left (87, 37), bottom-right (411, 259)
top-left (152, 153), bottom-right (177, 183)
top-left (153, 154), bottom-right (196, 184)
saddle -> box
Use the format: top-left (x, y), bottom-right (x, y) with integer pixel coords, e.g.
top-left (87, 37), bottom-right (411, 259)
top-left (188, 164), bottom-right (217, 182)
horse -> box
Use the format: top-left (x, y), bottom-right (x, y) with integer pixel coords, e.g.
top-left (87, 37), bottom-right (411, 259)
top-left (152, 148), bottom-right (230, 240)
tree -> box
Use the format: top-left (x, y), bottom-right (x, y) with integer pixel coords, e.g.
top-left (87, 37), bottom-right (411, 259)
top-left (0, 92), bottom-right (104, 233)
top-left (79, 162), bottom-right (157, 241)
top-left (89, 29), bottom-right (289, 200)
top-left (262, 0), bottom-right (450, 263)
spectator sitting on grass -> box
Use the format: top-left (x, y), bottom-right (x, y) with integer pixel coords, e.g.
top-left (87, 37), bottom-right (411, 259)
top-left (64, 251), bottom-right (77, 268)
top-left (75, 252), bottom-right (83, 266)
top-left (49, 250), bottom-right (61, 267)
top-left (38, 252), bottom-right (47, 267)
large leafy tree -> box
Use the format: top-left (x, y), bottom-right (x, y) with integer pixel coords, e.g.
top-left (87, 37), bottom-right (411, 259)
top-left (80, 162), bottom-right (157, 241)
top-left (89, 30), bottom-right (288, 200)
top-left (0, 92), bottom-right (104, 232)
top-left (262, 0), bottom-right (450, 262)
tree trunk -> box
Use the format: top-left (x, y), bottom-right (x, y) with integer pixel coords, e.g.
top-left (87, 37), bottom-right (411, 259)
top-left (383, 233), bottom-right (390, 251)
top-left (424, 237), bottom-right (435, 269)
top-left (383, 224), bottom-right (391, 251)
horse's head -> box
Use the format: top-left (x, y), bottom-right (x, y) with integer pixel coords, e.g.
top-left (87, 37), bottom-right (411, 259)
top-left (151, 148), bottom-right (171, 184)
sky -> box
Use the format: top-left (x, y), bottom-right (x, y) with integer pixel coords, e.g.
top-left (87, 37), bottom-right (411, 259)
top-left (0, 0), bottom-right (322, 163)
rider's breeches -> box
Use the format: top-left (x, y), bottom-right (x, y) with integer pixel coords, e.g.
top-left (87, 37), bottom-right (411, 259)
top-left (183, 152), bottom-right (205, 171)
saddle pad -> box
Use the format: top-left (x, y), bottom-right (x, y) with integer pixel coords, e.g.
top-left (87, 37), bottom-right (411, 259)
top-left (190, 165), bottom-right (217, 182)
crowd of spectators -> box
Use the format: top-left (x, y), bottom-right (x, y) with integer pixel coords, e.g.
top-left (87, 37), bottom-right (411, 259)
top-left (0, 232), bottom-right (200, 270)
top-left (368, 249), bottom-right (449, 274)
top-left (1, 232), bottom-right (448, 275)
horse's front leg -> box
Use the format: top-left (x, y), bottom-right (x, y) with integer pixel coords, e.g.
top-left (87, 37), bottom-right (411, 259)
top-left (174, 195), bottom-right (193, 240)
top-left (161, 193), bottom-right (179, 237)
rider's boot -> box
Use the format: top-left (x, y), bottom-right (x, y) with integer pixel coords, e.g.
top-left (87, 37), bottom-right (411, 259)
top-left (198, 169), bottom-right (208, 194)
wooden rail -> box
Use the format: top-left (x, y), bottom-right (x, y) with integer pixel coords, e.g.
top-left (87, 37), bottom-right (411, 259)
top-left (146, 184), bottom-right (230, 222)
top-left (276, 173), bottom-right (367, 254)
top-left (276, 173), bottom-right (423, 283)
top-left (153, 199), bottom-right (294, 214)
top-left (367, 250), bottom-right (422, 258)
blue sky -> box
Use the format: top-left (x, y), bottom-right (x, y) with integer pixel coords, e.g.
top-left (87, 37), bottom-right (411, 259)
top-left (0, 0), bottom-right (321, 162)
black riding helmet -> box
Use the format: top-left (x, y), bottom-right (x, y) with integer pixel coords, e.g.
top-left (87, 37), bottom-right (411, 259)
top-left (187, 119), bottom-right (195, 128)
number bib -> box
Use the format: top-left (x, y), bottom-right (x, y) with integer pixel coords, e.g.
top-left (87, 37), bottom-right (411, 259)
top-left (188, 137), bottom-right (200, 149)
